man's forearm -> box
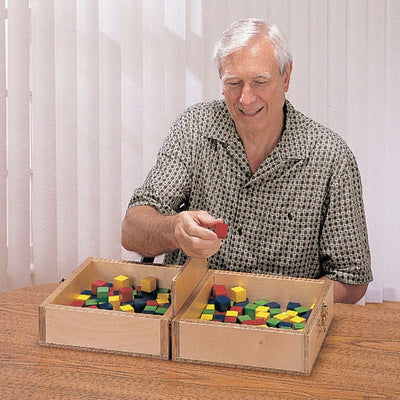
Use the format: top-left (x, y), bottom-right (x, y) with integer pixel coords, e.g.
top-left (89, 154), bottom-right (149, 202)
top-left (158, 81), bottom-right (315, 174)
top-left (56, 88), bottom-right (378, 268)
top-left (319, 276), bottom-right (368, 304)
top-left (121, 205), bottom-right (179, 257)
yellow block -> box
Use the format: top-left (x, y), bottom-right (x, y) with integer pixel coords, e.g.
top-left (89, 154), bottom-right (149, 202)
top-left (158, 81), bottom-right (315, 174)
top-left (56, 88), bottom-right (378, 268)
top-left (285, 310), bottom-right (298, 317)
top-left (290, 316), bottom-right (306, 324)
top-left (76, 294), bottom-right (91, 301)
top-left (256, 305), bottom-right (270, 313)
top-left (310, 303), bottom-right (315, 309)
top-left (141, 276), bottom-right (157, 293)
top-left (230, 286), bottom-right (247, 303)
top-left (275, 313), bottom-right (291, 321)
top-left (256, 311), bottom-right (271, 321)
top-left (200, 313), bottom-right (213, 321)
top-left (226, 310), bottom-right (239, 317)
top-left (120, 304), bottom-right (134, 313)
top-left (156, 298), bottom-right (169, 306)
top-left (157, 293), bottom-right (170, 300)
top-left (206, 304), bottom-right (215, 310)
top-left (109, 295), bottom-right (120, 311)
top-left (114, 275), bottom-right (129, 290)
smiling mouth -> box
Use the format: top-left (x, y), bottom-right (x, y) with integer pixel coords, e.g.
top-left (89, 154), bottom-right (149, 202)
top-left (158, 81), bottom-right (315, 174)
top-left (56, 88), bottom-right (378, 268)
top-left (239, 107), bottom-right (264, 116)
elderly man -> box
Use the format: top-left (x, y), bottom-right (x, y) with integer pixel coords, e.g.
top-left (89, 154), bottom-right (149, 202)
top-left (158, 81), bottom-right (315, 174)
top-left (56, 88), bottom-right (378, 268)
top-left (121, 18), bottom-right (372, 303)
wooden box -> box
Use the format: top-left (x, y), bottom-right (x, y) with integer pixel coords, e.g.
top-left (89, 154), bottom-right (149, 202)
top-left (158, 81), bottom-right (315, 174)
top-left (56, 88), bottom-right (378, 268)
top-left (39, 257), bottom-right (207, 358)
top-left (172, 265), bottom-right (333, 374)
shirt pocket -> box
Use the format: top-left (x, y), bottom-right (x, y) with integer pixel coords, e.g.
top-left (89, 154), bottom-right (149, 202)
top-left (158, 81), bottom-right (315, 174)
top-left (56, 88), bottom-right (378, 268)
top-left (256, 205), bottom-right (320, 277)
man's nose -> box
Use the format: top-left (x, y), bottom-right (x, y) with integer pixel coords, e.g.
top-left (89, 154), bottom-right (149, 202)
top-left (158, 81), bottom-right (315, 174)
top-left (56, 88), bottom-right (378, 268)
top-left (239, 84), bottom-right (256, 105)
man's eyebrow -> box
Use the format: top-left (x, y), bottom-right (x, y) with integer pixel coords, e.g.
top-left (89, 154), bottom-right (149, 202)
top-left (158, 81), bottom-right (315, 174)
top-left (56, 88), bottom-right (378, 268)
top-left (222, 74), bottom-right (240, 81)
top-left (253, 72), bottom-right (272, 79)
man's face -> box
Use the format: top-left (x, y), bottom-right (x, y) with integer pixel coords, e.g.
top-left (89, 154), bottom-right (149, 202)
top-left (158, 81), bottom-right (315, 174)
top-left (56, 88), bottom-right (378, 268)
top-left (220, 38), bottom-right (292, 139)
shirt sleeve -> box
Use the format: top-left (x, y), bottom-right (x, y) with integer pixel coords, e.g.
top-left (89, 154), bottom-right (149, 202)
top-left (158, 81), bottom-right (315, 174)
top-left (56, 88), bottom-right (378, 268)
top-left (127, 113), bottom-right (194, 216)
top-left (319, 150), bottom-right (373, 285)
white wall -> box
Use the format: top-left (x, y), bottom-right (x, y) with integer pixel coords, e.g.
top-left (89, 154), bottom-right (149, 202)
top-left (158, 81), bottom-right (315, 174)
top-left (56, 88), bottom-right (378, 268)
top-left (0, 0), bottom-right (399, 301)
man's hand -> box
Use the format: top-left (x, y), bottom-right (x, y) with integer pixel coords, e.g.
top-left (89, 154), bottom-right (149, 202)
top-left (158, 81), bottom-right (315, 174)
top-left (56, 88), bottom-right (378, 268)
top-left (174, 210), bottom-right (223, 259)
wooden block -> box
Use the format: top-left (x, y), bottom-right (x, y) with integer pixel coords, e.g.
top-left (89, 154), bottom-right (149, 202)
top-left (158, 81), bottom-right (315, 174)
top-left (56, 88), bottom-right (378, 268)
top-left (119, 286), bottom-right (133, 303)
top-left (109, 295), bottom-right (120, 311)
top-left (143, 305), bottom-right (157, 314)
top-left (224, 316), bottom-right (238, 323)
top-left (241, 318), bottom-right (265, 326)
top-left (91, 279), bottom-right (108, 296)
top-left (294, 306), bottom-right (309, 315)
top-left (215, 222), bottom-right (228, 239)
top-left (85, 299), bottom-right (98, 307)
top-left (201, 313), bottom-right (213, 321)
top-left (214, 295), bottom-right (231, 312)
top-left (76, 294), bottom-right (91, 301)
top-left (266, 301), bottom-right (281, 309)
top-left (98, 302), bottom-right (113, 310)
top-left (225, 310), bottom-right (239, 318)
top-left (244, 303), bottom-right (258, 319)
top-left (120, 304), bottom-right (134, 313)
top-left (205, 304), bottom-right (215, 310)
top-left (97, 286), bottom-right (109, 303)
top-left (266, 318), bottom-right (281, 328)
top-left (254, 299), bottom-right (268, 307)
top-left (212, 314), bottom-right (225, 322)
top-left (285, 310), bottom-right (298, 318)
top-left (255, 305), bottom-right (270, 313)
top-left (290, 316), bottom-right (306, 324)
top-left (155, 307), bottom-right (168, 315)
top-left (202, 309), bottom-right (215, 315)
top-left (294, 322), bottom-right (306, 330)
top-left (237, 315), bottom-right (252, 324)
top-left (230, 305), bottom-right (243, 315)
top-left (275, 313), bottom-right (291, 322)
top-left (269, 308), bottom-right (282, 317)
top-left (287, 302), bottom-right (301, 311)
top-left (279, 321), bottom-right (294, 329)
top-left (255, 311), bottom-right (270, 321)
top-left (141, 276), bottom-right (157, 293)
top-left (113, 275), bottom-right (130, 290)
top-left (230, 286), bottom-right (246, 303)
top-left (70, 300), bottom-right (85, 307)
top-left (213, 284), bottom-right (227, 297)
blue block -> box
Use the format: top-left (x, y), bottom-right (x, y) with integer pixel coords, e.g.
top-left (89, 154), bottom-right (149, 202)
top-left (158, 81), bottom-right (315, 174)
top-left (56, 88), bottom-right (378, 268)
top-left (107, 282), bottom-right (113, 287)
top-left (287, 302), bottom-right (301, 311)
top-left (213, 314), bottom-right (225, 322)
top-left (266, 301), bottom-right (280, 309)
top-left (234, 298), bottom-right (249, 307)
top-left (215, 295), bottom-right (231, 312)
top-left (81, 289), bottom-right (92, 296)
top-left (133, 299), bottom-right (146, 313)
top-left (279, 321), bottom-right (293, 329)
top-left (98, 302), bottom-right (113, 310)
top-left (302, 310), bottom-right (312, 320)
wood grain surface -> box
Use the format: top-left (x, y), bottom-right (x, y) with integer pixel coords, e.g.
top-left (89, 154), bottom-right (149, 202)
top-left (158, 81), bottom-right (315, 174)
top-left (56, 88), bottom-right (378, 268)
top-left (0, 283), bottom-right (399, 400)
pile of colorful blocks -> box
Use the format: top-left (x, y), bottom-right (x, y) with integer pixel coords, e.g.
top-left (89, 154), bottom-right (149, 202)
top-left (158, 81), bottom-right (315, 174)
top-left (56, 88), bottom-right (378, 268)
top-left (200, 284), bottom-right (314, 330)
top-left (69, 275), bottom-right (171, 315)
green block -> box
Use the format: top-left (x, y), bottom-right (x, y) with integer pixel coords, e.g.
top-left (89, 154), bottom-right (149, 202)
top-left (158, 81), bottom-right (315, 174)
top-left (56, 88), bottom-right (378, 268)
top-left (85, 299), bottom-right (98, 307)
top-left (279, 325), bottom-right (292, 330)
top-left (254, 299), bottom-right (268, 307)
top-left (144, 305), bottom-right (157, 313)
top-left (157, 288), bottom-right (170, 294)
top-left (266, 317), bottom-right (281, 328)
top-left (202, 309), bottom-right (215, 315)
top-left (269, 308), bottom-right (282, 317)
top-left (97, 286), bottom-right (109, 303)
top-left (244, 303), bottom-right (258, 319)
top-left (155, 307), bottom-right (168, 315)
top-left (294, 322), bottom-right (306, 330)
top-left (294, 306), bottom-right (309, 315)
top-left (238, 315), bottom-right (252, 324)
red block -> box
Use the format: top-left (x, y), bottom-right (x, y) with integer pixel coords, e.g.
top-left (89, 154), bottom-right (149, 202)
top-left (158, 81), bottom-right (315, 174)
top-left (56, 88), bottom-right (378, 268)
top-left (230, 306), bottom-right (243, 315)
top-left (109, 286), bottom-right (115, 296)
top-left (215, 222), bottom-right (228, 239)
top-left (224, 316), bottom-right (237, 323)
top-left (70, 299), bottom-right (85, 307)
top-left (119, 286), bottom-right (133, 303)
top-left (213, 284), bottom-right (227, 297)
top-left (241, 318), bottom-right (266, 326)
top-left (146, 300), bottom-right (158, 306)
top-left (92, 279), bottom-right (108, 295)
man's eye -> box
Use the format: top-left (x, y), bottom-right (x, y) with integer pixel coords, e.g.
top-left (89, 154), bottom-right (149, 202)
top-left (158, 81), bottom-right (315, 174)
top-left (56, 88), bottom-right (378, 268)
top-left (255, 81), bottom-right (267, 85)
top-left (227, 82), bottom-right (240, 86)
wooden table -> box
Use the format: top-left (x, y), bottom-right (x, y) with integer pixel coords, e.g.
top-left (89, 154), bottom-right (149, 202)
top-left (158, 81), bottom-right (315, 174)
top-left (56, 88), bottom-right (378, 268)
top-left (0, 284), bottom-right (399, 399)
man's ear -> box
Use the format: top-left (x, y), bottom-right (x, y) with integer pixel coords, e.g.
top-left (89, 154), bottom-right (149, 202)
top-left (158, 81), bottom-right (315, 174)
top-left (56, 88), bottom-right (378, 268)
top-left (283, 61), bottom-right (293, 92)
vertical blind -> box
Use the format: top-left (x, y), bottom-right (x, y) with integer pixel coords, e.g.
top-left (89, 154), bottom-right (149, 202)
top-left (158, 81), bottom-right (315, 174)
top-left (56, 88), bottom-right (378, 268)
top-left (0, 0), bottom-right (399, 302)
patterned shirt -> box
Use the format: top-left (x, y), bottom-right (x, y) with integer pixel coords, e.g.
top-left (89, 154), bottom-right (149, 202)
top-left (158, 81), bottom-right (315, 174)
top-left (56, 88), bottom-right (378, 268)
top-left (128, 100), bottom-right (372, 285)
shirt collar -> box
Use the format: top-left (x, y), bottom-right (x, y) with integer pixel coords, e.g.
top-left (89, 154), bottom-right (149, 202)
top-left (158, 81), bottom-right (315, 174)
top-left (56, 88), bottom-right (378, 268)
top-left (205, 99), bottom-right (309, 161)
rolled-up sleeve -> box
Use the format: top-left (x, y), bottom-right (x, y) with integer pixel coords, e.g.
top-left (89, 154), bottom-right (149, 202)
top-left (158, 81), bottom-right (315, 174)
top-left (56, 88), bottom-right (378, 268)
top-left (319, 151), bottom-right (373, 285)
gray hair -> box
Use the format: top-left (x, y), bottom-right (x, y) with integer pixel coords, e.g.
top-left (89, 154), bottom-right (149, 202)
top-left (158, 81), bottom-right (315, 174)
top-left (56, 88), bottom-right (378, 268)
top-left (213, 18), bottom-right (292, 75)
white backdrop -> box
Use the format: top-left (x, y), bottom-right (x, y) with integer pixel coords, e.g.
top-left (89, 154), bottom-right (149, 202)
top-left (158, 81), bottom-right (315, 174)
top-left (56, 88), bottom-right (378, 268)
top-left (0, 0), bottom-right (399, 302)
